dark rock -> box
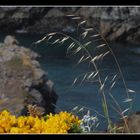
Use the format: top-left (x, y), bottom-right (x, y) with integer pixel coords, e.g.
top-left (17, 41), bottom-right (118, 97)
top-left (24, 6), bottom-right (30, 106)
top-left (124, 112), bottom-right (140, 133)
top-left (4, 35), bottom-right (19, 46)
top-left (0, 7), bottom-right (140, 43)
top-left (0, 35), bottom-right (58, 116)
top-left (77, 7), bottom-right (140, 43)
top-left (109, 112), bottom-right (140, 133)
top-left (25, 89), bottom-right (46, 107)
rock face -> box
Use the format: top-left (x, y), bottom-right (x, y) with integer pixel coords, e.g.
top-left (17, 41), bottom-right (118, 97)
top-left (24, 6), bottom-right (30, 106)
top-left (0, 35), bottom-right (58, 116)
top-left (125, 112), bottom-right (140, 133)
top-left (76, 7), bottom-right (140, 44)
top-left (0, 7), bottom-right (140, 44)
top-left (109, 112), bottom-right (140, 133)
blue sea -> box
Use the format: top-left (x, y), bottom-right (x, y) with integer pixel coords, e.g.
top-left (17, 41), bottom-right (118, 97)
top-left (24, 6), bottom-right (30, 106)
top-left (1, 33), bottom-right (140, 131)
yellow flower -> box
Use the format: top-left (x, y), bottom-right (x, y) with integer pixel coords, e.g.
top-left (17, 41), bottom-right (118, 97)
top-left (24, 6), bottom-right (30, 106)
top-left (0, 110), bottom-right (81, 134)
top-left (0, 127), bottom-right (4, 133)
top-left (10, 127), bottom-right (19, 133)
top-left (0, 111), bottom-right (17, 133)
top-left (0, 110), bottom-right (10, 116)
top-left (17, 116), bottom-right (27, 128)
top-left (44, 111), bottom-right (81, 133)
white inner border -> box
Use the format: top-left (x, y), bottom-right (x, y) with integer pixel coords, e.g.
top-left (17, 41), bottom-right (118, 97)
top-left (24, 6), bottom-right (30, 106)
top-left (0, 5), bottom-right (140, 7)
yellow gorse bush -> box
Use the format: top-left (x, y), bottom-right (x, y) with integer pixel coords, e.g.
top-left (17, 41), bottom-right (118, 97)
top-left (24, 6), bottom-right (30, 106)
top-left (0, 110), bottom-right (81, 134)
top-left (45, 111), bottom-right (81, 133)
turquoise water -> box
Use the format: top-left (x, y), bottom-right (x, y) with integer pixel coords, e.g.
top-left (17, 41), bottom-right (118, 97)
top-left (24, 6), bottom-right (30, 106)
top-left (1, 33), bottom-right (140, 131)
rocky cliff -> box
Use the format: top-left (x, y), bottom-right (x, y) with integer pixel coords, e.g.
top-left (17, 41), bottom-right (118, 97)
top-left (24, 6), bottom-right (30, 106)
top-left (0, 35), bottom-right (58, 116)
top-left (0, 7), bottom-right (140, 44)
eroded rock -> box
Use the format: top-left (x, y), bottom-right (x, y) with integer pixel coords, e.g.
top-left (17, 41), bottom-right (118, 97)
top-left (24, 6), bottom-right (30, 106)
top-left (0, 35), bottom-right (58, 116)
top-left (0, 7), bottom-right (140, 43)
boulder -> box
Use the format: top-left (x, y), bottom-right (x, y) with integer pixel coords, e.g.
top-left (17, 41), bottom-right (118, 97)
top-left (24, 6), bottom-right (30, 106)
top-left (124, 112), bottom-right (140, 133)
top-left (0, 35), bottom-right (58, 116)
top-left (4, 35), bottom-right (19, 46)
top-left (108, 112), bottom-right (140, 133)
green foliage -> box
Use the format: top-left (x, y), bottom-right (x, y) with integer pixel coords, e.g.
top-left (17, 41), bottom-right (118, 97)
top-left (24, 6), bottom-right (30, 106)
top-left (68, 124), bottom-right (83, 133)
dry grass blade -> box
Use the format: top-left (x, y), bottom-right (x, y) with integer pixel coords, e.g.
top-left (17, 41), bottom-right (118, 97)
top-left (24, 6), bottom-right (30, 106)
top-left (110, 81), bottom-right (116, 90)
top-left (81, 31), bottom-right (88, 39)
top-left (100, 77), bottom-right (108, 92)
top-left (80, 73), bottom-right (88, 85)
top-left (72, 17), bottom-right (81, 20)
top-left (73, 46), bottom-right (82, 54)
top-left (60, 37), bottom-right (69, 43)
top-left (127, 89), bottom-right (136, 93)
top-left (96, 44), bottom-right (106, 49)
top-left (104, 76), bottom-right (109, 83)
top-left (111, 74), bottom-right (118, 83)
top-left (84, 41), bottom-right (92, 46)
top-left (34, 40), bottom-right (42, 45)
top-left (92, 38), bottom-right (102, 43)
top-left (102, 51), bottom-right (110, 57)
top-left (85, 28), bottom-right (94, 31)
top-left (123, 98), bottom-right (132, 103)
top-left (79, 107), bottom-right (84, 112)
top-left (82, 56), bottom-right (90, 62)
top-left (97, 54), bottom-right (104, 61)
top-left (78, 20), bottom-right (87, 26)
top-left (66, 14), bottom-right (75, 17)
top-left (47, 32), bottom-right (56, 36)
top-left (67, 42), bottom-right (75, 51)
top-left (90, 34), bottom-right (100, 37)
top-left (48, 35), bottom-right (53, 40)
top-left (87, 72), bottom-right (96, 79)
top-left (72, 106), bottom-right (78, 111)
top-left (78, 55), bottom-right (85, 64)
top-left (52, 39), bottom-right (60, 44)
top-left (34, 36), bottom-right (48, 44)
top-left (121, 108), bottom-right (130, 115)
top-left (72, 78), bottom-right (78, 86)
top-left (90, 56), bottom-right (98, 63)
top-left (27, 104), bottom-right (45, 118)
top-left (92, 71), bottom-right (99, 79)
top-left (109, 95), bottom-right (122, 115)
